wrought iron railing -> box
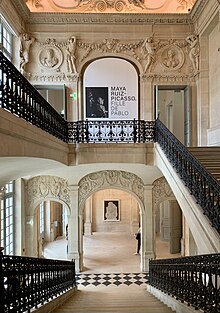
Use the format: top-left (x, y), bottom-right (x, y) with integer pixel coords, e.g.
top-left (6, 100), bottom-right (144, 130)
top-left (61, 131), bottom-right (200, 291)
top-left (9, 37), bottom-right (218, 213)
top-left (149, 254), bottom-right (220, 313)
top-left (68, 120), bottom-right (155, 143)
top-left (0, 52), bottom-right (68, 142)
top-left (0, 51), bottom-right (155, 144)
top-left (155, 119), bottom-right (220, 235)
top-left (0, 248), bottom-right (76, 313)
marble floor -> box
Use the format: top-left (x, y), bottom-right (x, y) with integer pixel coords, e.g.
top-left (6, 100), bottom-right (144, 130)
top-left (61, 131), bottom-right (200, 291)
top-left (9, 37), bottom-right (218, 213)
top-left (43, 232), bottom-right (180, 274)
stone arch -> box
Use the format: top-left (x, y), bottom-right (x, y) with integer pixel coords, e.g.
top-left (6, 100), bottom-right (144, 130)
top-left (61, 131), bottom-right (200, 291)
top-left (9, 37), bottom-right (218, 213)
top-left (26, 175), bottom-right (71, 216)
top-left (78, 170), bottom-right (145, 214)
top-left (152, 176), bottom-right (174, 211)
top-left (79, 53), bottom-right (143, 75)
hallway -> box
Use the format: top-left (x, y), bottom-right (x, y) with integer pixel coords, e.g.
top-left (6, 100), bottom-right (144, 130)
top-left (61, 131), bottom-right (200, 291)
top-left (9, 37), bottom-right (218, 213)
top-left (44, 232), bottom-right (180, 274)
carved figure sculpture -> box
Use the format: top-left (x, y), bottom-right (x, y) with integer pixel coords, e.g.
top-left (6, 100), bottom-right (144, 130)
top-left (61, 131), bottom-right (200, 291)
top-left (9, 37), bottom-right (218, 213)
top-left (142, 36), bottom-right (157, 73)
top-left (66, 36), bottom-right (77, 73)
top-left (186, 34), bottom-right (200, 73)
top-left (19, 33), bottom-right (35, 73)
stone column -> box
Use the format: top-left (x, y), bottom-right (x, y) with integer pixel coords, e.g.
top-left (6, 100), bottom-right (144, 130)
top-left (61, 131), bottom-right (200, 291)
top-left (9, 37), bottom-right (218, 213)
top-left (84, 196), bottom-right (93, 235)
top-left (141, 185), bottom-right (155, 272)
top-left (68, 185), bottom-right (82, 272)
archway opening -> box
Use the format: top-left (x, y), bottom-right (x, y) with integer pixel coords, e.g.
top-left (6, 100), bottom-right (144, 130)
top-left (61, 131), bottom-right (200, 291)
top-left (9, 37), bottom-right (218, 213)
top-left (35, 200), bottom-right (68, 260)
top-left (82, 188), bottom-right (141, 273)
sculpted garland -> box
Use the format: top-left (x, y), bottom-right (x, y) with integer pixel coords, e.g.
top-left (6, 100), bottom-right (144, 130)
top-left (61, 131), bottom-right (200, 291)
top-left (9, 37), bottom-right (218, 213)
top-left (19, 32), bottom-right (200, 82)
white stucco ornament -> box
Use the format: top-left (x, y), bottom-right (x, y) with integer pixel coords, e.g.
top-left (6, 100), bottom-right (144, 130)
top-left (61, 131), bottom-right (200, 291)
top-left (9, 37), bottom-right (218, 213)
top-left (38, 46), bottom-right (63, 71)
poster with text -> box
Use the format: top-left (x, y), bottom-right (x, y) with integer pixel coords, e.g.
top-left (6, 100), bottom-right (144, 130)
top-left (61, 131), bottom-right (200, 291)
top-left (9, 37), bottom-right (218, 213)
top-left (84, 58), bottom-right (138, 120)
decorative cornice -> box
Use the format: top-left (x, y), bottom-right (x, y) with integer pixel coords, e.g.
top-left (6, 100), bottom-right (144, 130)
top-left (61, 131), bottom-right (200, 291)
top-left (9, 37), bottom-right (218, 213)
top-left (10, 0), bottom-right (30, 21)
top-left (190, 0), bottom-right (208, 22)
top-left (25, 12), bottom-right (192, 25)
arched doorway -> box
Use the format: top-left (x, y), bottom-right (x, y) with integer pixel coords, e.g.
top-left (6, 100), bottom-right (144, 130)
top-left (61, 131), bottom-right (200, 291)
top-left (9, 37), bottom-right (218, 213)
top-left (83, 57), bottom-right (139, 121)
top-left (35, 200), bottom-right (69, 259)
top-left (82, 188), bottom-right (141, 273)
top-left (78, 170), bottom-right (152, 273)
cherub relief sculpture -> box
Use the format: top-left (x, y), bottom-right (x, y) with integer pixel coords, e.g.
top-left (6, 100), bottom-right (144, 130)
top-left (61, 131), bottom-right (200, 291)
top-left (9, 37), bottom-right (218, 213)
top-left (19, 33), bottom-right (35, 73)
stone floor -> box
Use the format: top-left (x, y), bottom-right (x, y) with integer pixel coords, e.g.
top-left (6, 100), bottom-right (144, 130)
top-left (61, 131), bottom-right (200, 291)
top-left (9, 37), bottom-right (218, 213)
top-left (43, 232), bottom-right (180, 274)
top-left (45, 233), bottom-right (178, 313)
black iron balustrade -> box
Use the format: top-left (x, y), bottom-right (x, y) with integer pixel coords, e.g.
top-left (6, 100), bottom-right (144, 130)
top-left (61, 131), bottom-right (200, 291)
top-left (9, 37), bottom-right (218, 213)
top-left (0, 52), bottom-right (68, 142)
top-left (0, 248), bottom-right (76, 313)
top-left (155, 119), bottom-right (220, 235)
top-left (149, 254), bottom-right (220, 313)
top-left (68, 119), bottom-right (155, 143)
top-left (0, 52), bottom-right (155, 144)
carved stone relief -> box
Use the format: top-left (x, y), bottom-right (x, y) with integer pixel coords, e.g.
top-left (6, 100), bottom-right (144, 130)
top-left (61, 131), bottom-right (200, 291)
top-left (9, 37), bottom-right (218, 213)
top-left (78, 170), bottom-right (144, 210)
top-left (38, 46), bottom-right (63, 71)
top-left (26, 176), bottom-right (70, 213)
top-left (152, 176), bottom-right (174, 210)
top-left (160, 45), bottom-right (184, 71)
top-left (23, 32), bottom-right (198, 83)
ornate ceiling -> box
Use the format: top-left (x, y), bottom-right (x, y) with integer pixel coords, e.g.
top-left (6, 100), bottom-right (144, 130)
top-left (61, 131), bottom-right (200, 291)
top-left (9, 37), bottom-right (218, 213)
top-left (25, 0), bottom-right (197, 14)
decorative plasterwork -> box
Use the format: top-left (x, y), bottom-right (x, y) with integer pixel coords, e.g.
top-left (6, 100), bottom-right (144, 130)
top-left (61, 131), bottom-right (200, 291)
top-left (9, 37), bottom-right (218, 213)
top-left (153, 176), bottom-right (174, 209)
top-left (26, 176), bottom-right (70, 210)
top-left (78, 170), bottom-right (144, 209)
top-left (10, 0), bottom-right (208, 26)
top-left (25, 0), bottom-right (196, 14)
top-left (25, 13), bottom-right (192, 25)
top-left (25, 33), bottom-right (198, 83)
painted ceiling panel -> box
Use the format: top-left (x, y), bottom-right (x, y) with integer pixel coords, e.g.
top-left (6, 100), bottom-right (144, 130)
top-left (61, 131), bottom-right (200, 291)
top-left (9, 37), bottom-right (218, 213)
top-left (25, 0), bottom-right (196, 13)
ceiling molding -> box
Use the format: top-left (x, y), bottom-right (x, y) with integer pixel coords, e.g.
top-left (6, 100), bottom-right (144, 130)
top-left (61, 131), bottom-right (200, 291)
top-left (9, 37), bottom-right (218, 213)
top-left (190, 0), bottom-right (208, 22)
top-left (10, 0), bottom-right (194, 25)
top-left (25, 12), bottom-right (192, 25)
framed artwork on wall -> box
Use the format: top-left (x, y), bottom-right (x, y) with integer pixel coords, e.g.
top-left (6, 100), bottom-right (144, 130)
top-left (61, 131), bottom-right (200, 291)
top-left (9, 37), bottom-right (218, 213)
top-left (104, 200), bottom-right (120, 221)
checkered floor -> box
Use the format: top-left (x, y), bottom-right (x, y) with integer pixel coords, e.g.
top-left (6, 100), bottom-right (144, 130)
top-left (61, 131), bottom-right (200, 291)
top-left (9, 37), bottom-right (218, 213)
top-left (76, 273), bottom-right (148, 287)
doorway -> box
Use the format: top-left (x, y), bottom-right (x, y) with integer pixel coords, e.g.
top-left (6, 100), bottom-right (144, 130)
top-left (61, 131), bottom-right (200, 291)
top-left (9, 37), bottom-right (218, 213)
top-left (155, 85), bottom-right (191, 146)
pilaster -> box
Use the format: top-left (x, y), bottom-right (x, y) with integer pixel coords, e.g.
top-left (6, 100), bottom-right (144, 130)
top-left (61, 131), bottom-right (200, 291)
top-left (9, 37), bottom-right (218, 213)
top-left (141, 185), bottom-right (155, 272)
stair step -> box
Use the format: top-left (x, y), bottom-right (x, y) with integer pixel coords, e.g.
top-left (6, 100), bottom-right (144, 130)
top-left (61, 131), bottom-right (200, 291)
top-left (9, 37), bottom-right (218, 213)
top-left (51, 284), bottom-right (175, 313)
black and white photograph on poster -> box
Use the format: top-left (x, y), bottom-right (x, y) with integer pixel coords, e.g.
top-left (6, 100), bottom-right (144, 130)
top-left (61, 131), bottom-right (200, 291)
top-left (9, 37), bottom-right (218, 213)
top-left (86, 87), bottom-right (109, 118)
top-left (104, 200), bottom-right (120, 221)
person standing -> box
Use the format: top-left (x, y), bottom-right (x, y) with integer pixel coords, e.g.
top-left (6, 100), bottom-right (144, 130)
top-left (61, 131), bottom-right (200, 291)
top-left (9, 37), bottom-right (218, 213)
top-left (134, 227), bottom-right (141, 255)
top-left (66, 224), bottom-right (68, 254)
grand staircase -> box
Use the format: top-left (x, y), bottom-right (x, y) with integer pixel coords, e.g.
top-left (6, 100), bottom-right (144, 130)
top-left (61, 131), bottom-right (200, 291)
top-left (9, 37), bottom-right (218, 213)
top-left (51, 282), bottom-right (175, 313)
top-left (188, 146), bottom-right (220, 182)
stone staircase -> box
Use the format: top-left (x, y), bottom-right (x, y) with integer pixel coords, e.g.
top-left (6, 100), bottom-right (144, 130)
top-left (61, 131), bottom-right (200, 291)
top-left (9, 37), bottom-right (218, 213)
top-left (188, 146), bottom-right (220, 182)
top-left (51, 283), bottom-right (175, 313)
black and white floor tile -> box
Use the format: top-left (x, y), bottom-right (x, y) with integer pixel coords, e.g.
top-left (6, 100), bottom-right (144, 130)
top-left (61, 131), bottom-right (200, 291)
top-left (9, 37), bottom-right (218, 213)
top-left (76, 273), bottom-right (149, 287)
